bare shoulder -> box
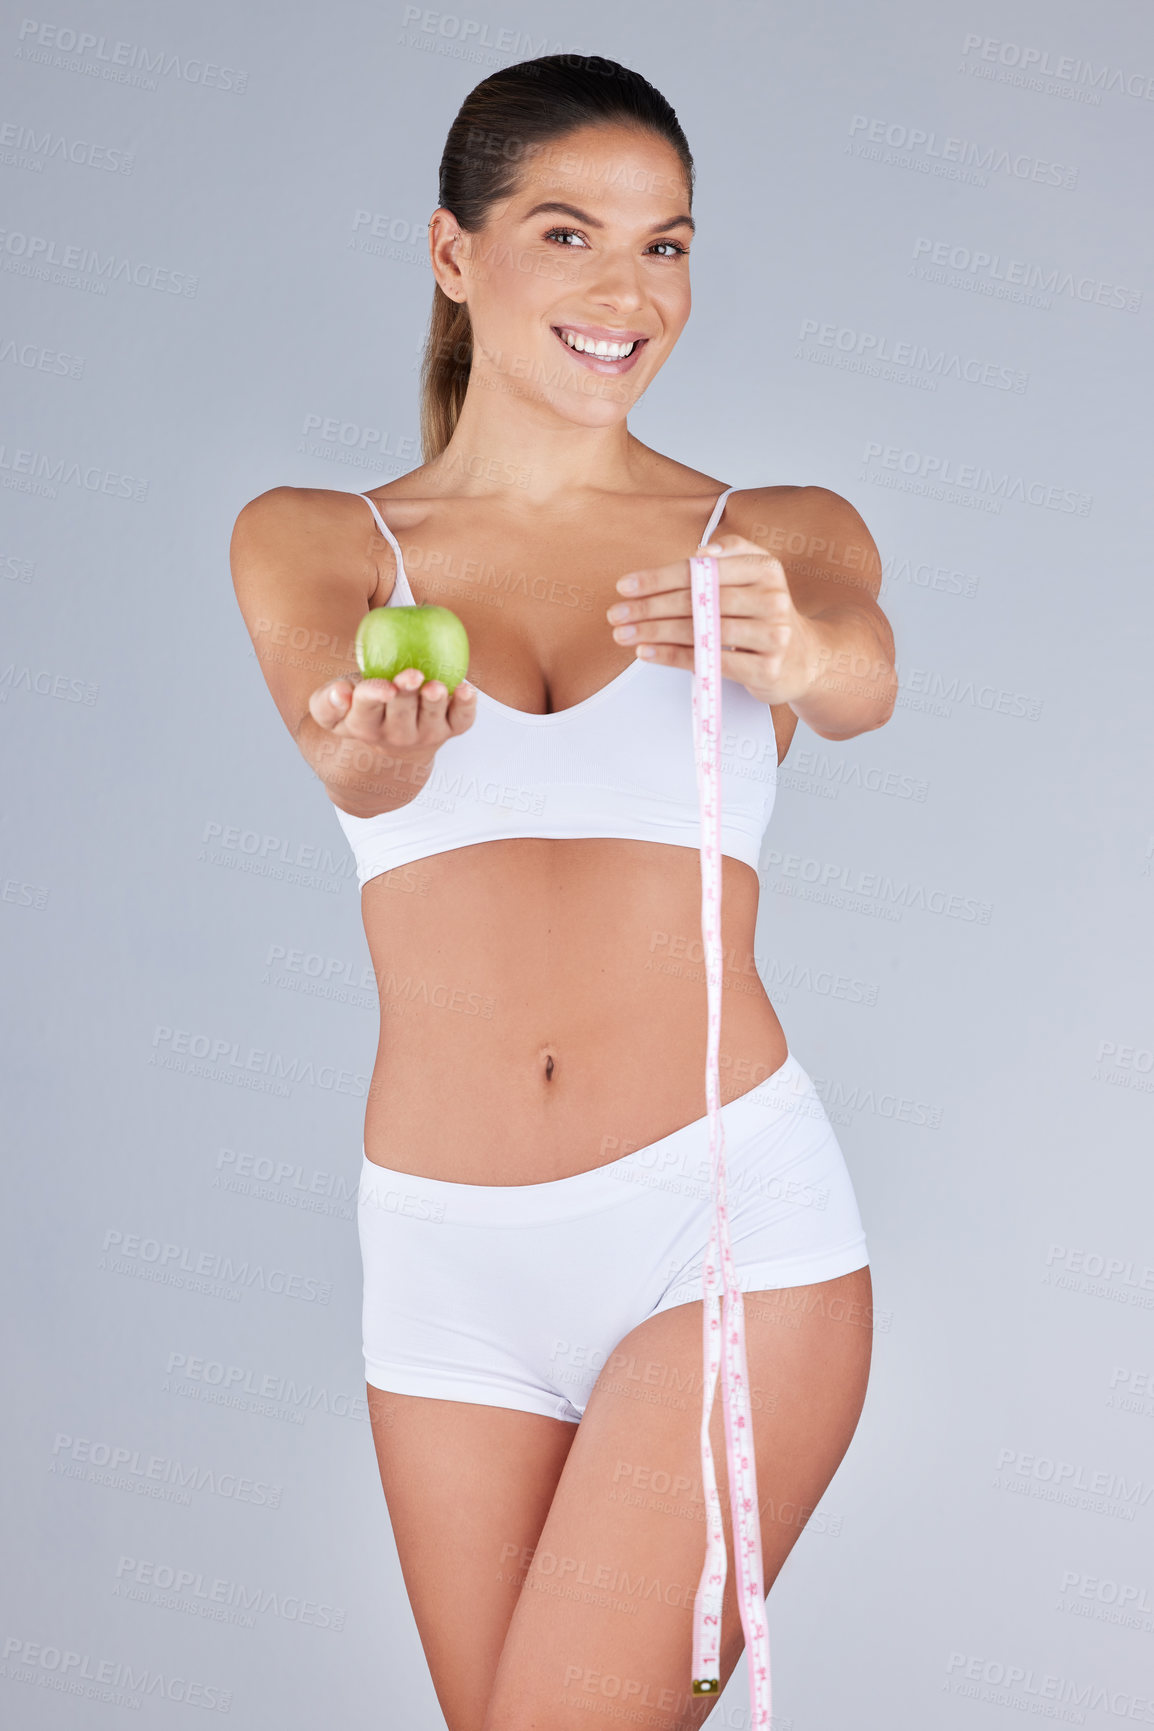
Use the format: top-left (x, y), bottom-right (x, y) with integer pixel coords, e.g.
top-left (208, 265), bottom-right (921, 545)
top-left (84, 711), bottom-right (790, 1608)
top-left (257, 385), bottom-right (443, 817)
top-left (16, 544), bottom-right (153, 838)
top-left (231, 485), bottom-right (375, 576)
top-left (228, 486), bottom-right (387, 745)
top-left (724, 485), bottom-right (884, 597)
top-left (229, 484), bottom-right (388, 619)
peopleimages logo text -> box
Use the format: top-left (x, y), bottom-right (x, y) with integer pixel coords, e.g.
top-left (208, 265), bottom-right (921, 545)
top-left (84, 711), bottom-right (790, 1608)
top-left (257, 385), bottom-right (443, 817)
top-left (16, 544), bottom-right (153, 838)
top-left (848, 115), bottom-right (1077, 188)
top-left (911, 238), bottom-right (1141, 312)
top-left (961, 35), bottom-right (1154, 102)
top-left (798, 319), bottom-right (1026, 392)
top-left (861, 443), bottom-right (1092, 516)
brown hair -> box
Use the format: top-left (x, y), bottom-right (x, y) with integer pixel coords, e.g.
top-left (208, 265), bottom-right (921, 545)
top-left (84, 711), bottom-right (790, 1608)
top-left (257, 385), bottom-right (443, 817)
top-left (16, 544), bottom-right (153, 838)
top-left (419, 54), bottom-right (694, 462)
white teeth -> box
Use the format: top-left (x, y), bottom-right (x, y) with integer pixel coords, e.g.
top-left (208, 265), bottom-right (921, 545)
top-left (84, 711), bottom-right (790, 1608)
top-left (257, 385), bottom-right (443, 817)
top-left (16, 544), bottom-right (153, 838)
top-left (559, 328), bottom-right (637, 359)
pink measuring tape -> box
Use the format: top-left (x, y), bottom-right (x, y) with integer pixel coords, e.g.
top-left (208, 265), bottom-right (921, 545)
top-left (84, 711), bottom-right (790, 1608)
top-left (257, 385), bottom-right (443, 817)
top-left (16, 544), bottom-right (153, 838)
top-left (688, 553), bottom-right (773, 1725)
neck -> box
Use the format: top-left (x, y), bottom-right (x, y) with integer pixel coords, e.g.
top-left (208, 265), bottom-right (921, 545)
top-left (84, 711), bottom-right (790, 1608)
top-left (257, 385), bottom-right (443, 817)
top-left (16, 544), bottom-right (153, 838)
top-left (424, 383), bottom-right (658, 509)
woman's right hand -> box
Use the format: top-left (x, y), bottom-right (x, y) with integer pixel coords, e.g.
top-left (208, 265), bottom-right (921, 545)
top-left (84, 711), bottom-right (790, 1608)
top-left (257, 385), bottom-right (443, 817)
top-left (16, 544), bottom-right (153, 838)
top-left (307, 668), bottom-right (478, 756)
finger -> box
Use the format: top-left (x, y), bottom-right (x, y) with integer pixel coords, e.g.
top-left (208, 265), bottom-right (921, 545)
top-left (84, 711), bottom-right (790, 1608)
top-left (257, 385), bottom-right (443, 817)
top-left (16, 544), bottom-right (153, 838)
top-left (632, 641), bottom-right (780, 680)
top-left (695, 531), bottom-right (752, 555)
top-left (611, 583), bottom-right (792, 640)
top-left (614, 589), bottom-right (788, 639)
top-left (611, 587), bottom-right (786, 647)
top-left (379, 666), bottom-right (424, 747)
top-left (614, 550), bottom-right (784, 604)
top-left (614, 557), bottom-right (694, 601)
top-left (343, 676), bottom-right (397, 735)
top-left (309, 678), bottom-right (356, 730)
top-left (627, 616), bottom-right (779, 652)
top-left (446, 681), bottom-right (478, 734)
top-left (625, 533), bottom-right (762, 583)
top-left (415, 677), bottom-right (449, 736)
top-left (609, 586), bottom-right (692, 628)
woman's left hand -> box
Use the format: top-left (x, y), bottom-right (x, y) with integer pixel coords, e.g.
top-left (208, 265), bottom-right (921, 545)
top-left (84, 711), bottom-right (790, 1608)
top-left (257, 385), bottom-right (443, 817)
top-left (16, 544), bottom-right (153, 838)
top-left (606, 532), bottom-right (819, 706)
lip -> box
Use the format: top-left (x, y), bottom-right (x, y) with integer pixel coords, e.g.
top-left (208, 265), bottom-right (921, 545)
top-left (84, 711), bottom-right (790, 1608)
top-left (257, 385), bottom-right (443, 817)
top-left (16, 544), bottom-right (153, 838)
top-left (551, 325), bottom-right (649, 375)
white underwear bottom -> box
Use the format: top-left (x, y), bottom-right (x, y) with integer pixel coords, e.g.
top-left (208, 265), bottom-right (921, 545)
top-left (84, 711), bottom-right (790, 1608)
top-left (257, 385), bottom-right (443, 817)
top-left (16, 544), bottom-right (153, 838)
top-left (357, 1051), bottom-right (870, 1424)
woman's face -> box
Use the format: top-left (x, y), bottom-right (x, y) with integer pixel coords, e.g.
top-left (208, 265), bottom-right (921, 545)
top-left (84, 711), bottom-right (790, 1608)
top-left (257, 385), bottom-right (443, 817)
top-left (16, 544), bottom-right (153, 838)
top-left (433, 122), bottom-right (694, 426)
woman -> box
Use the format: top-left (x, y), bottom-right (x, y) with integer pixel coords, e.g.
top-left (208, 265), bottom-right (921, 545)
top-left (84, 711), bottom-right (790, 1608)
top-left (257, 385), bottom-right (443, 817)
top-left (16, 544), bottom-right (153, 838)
top-left (231, 54), bottom-right (896, 1731)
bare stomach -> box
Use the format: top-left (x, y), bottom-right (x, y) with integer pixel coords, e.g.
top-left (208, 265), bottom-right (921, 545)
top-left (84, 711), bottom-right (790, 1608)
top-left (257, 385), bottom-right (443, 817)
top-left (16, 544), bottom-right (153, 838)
top-left (360, 837), bottom-right (788, 1184)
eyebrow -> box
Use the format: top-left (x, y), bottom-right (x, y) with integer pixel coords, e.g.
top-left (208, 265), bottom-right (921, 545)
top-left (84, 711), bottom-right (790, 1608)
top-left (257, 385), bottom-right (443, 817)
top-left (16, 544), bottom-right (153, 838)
top-left (521, 200), bottom-right (696, 237)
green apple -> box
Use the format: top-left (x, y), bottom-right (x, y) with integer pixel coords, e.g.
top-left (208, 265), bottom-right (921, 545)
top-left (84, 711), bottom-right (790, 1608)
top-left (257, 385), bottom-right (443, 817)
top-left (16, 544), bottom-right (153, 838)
top-left (355, 604), bottom-right (470, 694)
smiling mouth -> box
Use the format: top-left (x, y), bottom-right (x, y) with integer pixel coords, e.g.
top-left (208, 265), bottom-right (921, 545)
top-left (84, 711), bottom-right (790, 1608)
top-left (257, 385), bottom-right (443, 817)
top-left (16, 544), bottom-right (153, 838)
top-left (551, 326), bottom-right (649, 373)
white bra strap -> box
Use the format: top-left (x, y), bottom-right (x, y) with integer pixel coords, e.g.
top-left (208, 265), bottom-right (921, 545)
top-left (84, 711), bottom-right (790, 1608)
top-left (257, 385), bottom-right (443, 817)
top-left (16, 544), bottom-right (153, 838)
top-left (361, 492), bottom-right (415, 604)
top-left (360, 493), bottom-right (406, 566)
top-left (700, 484), bottom-right (737, 546)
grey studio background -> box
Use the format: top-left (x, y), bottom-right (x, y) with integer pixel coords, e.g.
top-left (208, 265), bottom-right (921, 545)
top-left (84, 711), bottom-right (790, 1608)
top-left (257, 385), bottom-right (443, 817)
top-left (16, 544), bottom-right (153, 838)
top-left (2, 0), bottom-right (1152, 1726)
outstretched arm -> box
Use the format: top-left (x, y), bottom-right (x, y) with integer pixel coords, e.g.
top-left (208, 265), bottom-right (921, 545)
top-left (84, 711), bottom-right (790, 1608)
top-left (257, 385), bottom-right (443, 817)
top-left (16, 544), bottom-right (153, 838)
top-left (606, 484), bottom-right (897, 742)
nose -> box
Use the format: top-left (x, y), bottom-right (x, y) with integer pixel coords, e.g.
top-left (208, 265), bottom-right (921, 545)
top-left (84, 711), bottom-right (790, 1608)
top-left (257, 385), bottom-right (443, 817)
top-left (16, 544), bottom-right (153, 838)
top-left (584, 246), bottom-right (646, 314)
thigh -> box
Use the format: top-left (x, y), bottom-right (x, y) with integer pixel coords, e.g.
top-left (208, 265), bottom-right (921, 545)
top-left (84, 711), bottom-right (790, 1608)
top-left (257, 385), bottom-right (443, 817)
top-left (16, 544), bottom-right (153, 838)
top-left (482, 1267), bottom-right (874, 1731)
top-left (367, 1384), bottom-right (578, 1731)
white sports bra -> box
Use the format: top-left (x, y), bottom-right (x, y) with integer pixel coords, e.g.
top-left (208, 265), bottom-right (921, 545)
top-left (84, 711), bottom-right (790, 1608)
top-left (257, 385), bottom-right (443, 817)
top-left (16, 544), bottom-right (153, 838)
top-left (330, 486), bottom-right (778, 885)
